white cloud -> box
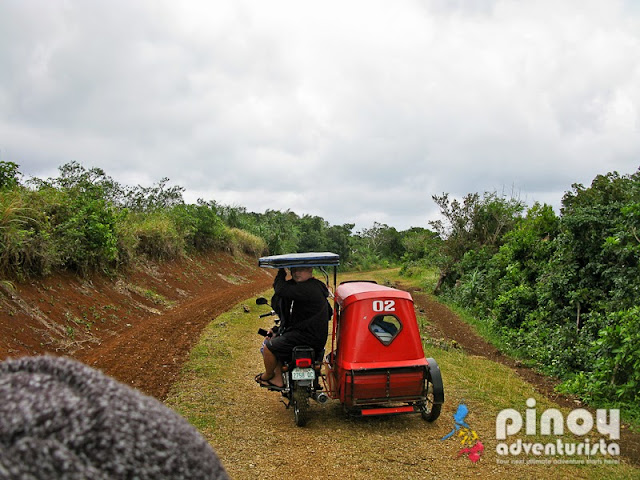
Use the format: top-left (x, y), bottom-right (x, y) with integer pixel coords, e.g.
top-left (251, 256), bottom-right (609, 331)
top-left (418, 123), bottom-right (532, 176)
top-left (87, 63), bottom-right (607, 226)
top-left (0, 0), bottom-right (639, 230)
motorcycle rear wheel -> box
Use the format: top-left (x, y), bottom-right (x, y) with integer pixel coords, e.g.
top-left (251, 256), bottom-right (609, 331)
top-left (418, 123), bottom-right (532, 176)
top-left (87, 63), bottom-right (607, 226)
top-left (293, 387), bottom-right (309, 427)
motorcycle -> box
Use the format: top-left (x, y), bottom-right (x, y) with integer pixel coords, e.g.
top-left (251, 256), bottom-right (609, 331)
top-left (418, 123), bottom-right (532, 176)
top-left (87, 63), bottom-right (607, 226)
top-left (256, 296), bottom-right (328, 427)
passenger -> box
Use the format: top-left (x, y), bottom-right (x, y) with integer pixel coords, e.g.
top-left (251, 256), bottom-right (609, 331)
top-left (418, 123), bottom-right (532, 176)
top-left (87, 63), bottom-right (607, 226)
top-left (255, 267), bottom-right (331, 389)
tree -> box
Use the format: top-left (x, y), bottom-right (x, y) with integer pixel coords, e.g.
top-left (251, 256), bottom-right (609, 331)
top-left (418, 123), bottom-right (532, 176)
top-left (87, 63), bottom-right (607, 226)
top-left (357, 222), bottom-right (404, 260)
top-left (429, 191), bottom-right (525, 292)
top-left (326, 223), bottom-right (354, 263)
top-left (257, 209), bottom-right (301, 255)
top-left (540, 170), bottom-right (640, 326)
top-left (401, 227), bottom-right (439, 262)
top-left (124, 177), bottom-right (185, 211)
top-left (0, 161), bottom-right (21, 189)
top-left (42, 161), bottom-right (125, 205)
top-left (297, 215), bottom-right (328, 252)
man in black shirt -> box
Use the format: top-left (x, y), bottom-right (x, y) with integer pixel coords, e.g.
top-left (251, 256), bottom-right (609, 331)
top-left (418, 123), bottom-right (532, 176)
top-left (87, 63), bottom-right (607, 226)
top-left (256, 266), bottom-right (330, 389)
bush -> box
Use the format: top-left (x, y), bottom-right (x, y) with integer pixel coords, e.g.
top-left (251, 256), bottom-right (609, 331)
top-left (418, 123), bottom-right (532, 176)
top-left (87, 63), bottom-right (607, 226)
top-left (0, 188), bottom-right (59, 277)
top-left (170, 203), bottom-right (230, 251)
top-left (589, 308), bottom-right (640, 403)
top-left (227, 228), bottom-right (267, 257)
top-left (54, 193), bottom-right (119, 273)
top-left (558, 308), bottom-right (640, 425)
top-left (128, 212), bottom-right (184, 261)
top-left (0, 162), bottom-right (21, 189)
top-left (492, 284), bottom-right (537, 328)
top-left (112, 209), bottom-right (137, 267)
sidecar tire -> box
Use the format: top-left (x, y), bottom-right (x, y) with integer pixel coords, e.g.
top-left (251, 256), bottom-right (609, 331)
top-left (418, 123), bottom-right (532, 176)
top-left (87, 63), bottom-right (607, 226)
top-left (421, 358), bottom-right (444, 422)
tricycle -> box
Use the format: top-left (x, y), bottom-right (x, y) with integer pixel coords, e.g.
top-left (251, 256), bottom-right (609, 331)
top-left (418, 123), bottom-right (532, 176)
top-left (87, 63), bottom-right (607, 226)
top-left (256, 252), bottom-right (444, 426)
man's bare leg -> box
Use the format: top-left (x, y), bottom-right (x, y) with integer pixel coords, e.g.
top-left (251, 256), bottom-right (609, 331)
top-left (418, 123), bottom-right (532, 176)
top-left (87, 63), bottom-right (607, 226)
top-left (260, 346), bottom-right (284, 387)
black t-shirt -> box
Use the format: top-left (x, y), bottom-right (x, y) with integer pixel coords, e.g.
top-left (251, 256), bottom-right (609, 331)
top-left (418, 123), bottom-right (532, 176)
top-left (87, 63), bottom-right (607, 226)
top-left (272, 268), bottom-right (330, 347)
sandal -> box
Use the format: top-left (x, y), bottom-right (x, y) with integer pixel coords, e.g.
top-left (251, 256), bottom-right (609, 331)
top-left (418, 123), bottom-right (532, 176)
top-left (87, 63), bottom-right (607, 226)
top-left (255, 372), bottom-right (272, 383)
top-left (254, 372), bottom-right (284, 390)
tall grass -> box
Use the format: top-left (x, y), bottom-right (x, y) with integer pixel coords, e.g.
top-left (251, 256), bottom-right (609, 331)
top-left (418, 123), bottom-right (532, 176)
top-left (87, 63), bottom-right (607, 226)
top-left (0, 189), bottom-right (58, 278)
top-left (125, 211), bottom-right (184, 261)
top-left (0, 185), bottom-right (266, 279)
top-left (227, 228), bottom-right (267, 257)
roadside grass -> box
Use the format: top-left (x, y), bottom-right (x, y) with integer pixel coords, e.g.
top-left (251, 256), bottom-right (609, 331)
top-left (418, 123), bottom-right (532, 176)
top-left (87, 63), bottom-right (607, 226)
top-left (437, 300), bottom-right (517, 361)
top-left (125, 283), bottom-right (175, 307)
top-left (165, 281), bottom-right (637, 479)
top-left (165, 302), bottom-right (257, 433)
top-left (336, 267), bottom-right (410, 287)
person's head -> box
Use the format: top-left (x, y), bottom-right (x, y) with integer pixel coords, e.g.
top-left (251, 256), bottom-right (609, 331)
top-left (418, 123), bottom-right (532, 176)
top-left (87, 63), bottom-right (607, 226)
top-left (289, 266), bottom-right (313, 283)
top-left (0, 356), bottom-right (229, 479)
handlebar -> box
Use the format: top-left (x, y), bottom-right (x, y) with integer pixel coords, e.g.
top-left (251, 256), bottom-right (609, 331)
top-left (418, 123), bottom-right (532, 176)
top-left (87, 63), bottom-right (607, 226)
top-left (259, 310), bottom-right (277, 318)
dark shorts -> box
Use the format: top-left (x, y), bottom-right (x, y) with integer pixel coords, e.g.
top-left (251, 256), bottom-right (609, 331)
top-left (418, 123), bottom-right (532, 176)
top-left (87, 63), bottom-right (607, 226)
top-left (265, 331), bottom-right (319, 363)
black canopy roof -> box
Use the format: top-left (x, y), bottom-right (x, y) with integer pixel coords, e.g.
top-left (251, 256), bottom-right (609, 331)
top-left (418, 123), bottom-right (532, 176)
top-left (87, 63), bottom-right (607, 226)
top-left (258, 252), bottom-right (340, 269)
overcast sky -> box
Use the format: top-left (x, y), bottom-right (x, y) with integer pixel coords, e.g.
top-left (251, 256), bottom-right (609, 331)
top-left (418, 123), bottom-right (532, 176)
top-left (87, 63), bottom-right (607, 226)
top-left (1, 0), bottom-right (639, 231)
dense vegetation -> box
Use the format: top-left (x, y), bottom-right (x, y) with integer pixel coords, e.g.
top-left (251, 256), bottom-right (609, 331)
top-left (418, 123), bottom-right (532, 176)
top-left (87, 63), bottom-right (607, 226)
top-left (2, 160), bottom-right (638, 420)
top-left (216, 206), bottom-right (407, 269)
top-left (405, 170), bottom-right (640, 421)
top-left (0, 161), bottom-right (409, 277)
top-left (0, 161), bottom-right (266, 277)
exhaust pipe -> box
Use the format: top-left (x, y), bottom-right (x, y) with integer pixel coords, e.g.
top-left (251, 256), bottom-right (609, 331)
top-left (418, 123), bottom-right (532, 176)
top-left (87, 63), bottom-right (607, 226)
top-left (313, 391), bottom-right (329, 404)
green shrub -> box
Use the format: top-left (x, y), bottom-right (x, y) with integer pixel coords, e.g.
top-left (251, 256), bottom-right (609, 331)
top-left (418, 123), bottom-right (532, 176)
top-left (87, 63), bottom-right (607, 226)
top-left (492, 284), bottom-right (537, 328)
top-left (228, 228), bottom-right (267, 257)
top-left (0, 161), bottom-right (21, 190)
top-left (55, 195), bottom-right (119, 273)
top-left (0, 188), bottom-right (58, 277)
top-left (112, 209), bottom-right (138, 267)
top-left (589, 308), bottom-right (640, 403)
top-left (557, 307), bottom-right (640, 426)
top-left (128, 212), bottom-right (183, 260)
top-left (170, 203), bottom-right (230, 251)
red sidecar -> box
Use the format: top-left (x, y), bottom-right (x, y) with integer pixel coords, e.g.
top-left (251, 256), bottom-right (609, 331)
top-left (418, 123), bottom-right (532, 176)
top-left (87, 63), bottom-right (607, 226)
top-left (325, 281), bottom-right (444, 421)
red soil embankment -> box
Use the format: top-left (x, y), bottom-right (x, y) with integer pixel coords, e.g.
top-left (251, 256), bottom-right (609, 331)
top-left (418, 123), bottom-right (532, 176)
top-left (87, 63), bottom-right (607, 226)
top-left (0, 252), bottom-right (274, 399)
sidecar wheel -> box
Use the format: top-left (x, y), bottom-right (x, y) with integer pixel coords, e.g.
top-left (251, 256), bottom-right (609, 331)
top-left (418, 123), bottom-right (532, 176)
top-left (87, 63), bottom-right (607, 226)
top-left (293, 387), bottom-right (309, 427)
top-left (421, 358), bottom-right (444, 422)
top-left (420, 377), bottom-right (442, 422)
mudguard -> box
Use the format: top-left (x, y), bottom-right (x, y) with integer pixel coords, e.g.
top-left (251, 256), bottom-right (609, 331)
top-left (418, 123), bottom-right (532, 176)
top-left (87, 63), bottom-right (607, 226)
top-left (426, 357), bottom-right (445, 405)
